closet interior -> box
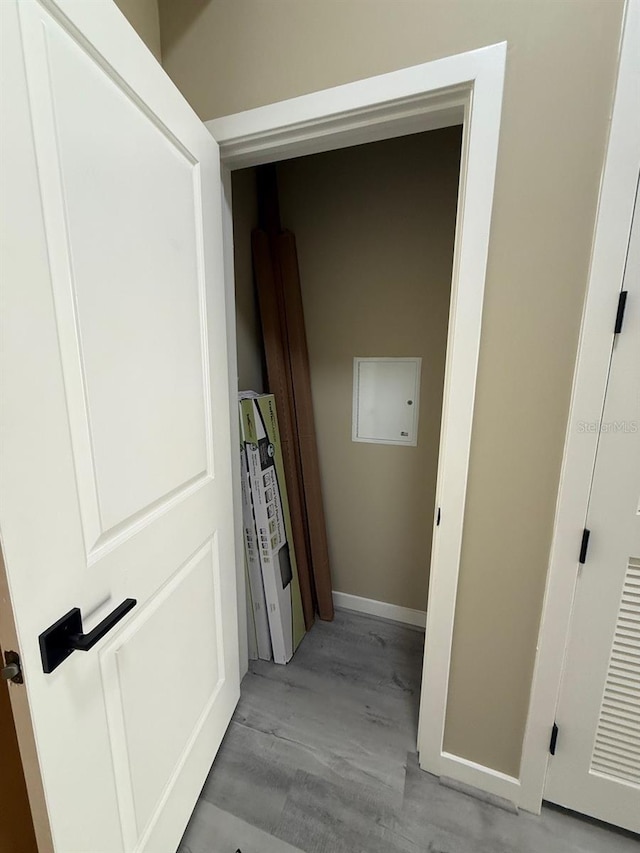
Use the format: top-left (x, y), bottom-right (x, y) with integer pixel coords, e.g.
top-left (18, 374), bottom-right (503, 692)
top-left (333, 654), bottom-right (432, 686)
top-left (233, 125), bottom-right (463, 686)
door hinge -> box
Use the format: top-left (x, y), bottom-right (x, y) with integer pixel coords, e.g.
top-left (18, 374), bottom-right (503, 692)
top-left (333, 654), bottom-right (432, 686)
top-left (579, 528), bottom-right (591, 564)
top-left (549, 722), bottom-right (559, 756)
top-left (436, 507), bottom-right (441, 526)
top-left (614, 290), bottom-right (628, 334)
top-left (1, 650), bottom-right (23, 685)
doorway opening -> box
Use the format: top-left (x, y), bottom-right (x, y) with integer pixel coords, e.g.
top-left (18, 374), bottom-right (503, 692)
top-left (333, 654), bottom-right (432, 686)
top-left (209, 44), bottom-right (508, 802)
top-left (226, 124), bottom-right (463, 814)
top-left (234, 123), bottom-right (462, 639)
top-left (204, 107), bottom-right (475, 853)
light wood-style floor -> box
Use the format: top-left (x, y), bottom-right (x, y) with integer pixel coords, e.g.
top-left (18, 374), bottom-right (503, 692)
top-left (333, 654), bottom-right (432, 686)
top-left (178, 610), bottom-right (637, 853)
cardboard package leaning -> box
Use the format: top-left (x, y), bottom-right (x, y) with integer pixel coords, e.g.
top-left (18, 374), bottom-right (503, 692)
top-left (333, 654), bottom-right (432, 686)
top-left (240, 439), bottom-right (272, 661)
top-left (239, 393), bottom-right (306, 663)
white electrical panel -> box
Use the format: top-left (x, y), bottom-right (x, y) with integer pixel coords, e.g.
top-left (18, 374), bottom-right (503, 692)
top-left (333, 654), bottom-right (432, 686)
top-left (352, 357), bottom-right (422, 446)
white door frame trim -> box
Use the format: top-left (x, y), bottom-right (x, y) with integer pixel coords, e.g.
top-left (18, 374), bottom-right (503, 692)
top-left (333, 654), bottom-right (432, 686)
top-left (518, 0), bottom-right (640, 814)
top-left (206, 42), bottom-right (508, 797)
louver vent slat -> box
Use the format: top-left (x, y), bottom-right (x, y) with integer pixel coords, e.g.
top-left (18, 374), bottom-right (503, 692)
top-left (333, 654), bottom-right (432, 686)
top-left (590, 559), bottom-right (640, 786)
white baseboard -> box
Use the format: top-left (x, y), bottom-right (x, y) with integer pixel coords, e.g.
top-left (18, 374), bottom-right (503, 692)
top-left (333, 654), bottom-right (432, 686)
top-left (425, 751), bottom-right (521, 809)
top-left (332, 591), bottom-right (426, 629)
top-left (333, 591), bottom-right (523, 809)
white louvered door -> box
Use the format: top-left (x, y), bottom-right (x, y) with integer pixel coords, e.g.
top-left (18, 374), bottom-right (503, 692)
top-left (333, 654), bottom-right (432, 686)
top-left (544, 182), bottom-right (640, 833)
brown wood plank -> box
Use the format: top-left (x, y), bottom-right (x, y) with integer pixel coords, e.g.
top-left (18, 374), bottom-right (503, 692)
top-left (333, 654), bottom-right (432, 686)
top-left (276, 231), bottom-right (334, 621)
top-left (251, 229), bottom-right (316, 629)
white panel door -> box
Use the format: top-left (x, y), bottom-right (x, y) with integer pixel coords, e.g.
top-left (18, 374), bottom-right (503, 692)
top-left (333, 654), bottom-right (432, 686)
top-left (0, 2), bottom-right (239, 852)
top-left (544, 182), bottom-right (640, 833)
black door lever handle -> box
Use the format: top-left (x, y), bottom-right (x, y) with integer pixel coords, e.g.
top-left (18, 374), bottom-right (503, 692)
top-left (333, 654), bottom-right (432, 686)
top-left (39, 598), bottom-right (136, 674)
top-left (69, 598), bottom-right (136, 651)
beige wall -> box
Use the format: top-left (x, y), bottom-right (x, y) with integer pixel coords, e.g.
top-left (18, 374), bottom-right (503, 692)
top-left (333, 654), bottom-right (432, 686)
top-left (114, 0), bottom-right (161, 61)
top-left (276, 128), bottom-right (461, 611)
top-left (158, 0), bottom-right (625, 777)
